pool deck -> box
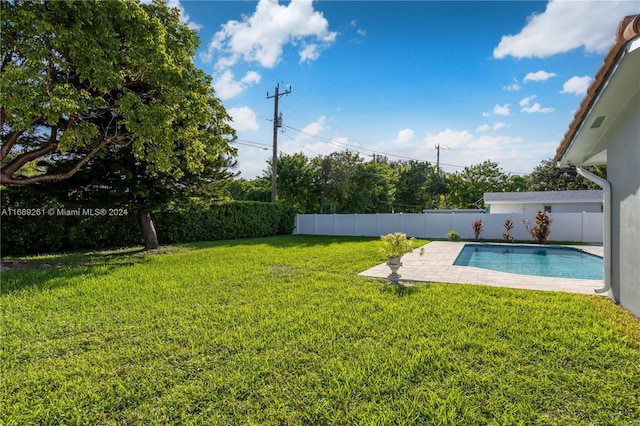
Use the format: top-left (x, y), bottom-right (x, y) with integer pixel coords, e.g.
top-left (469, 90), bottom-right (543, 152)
top-left (359, 241), bottom-right (605, 295)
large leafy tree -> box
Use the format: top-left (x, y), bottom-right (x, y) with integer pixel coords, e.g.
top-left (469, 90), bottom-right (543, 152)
top-left (350, 160), bottom-right (398, 213)
top-left (393, 160), bottom-right (446, 212)
top-left (10, 138), bottom-right (238, 249)
top-left (528, 159), bottom-right (605, 191)
top-left (273, 152), bottom-right (318, 213)
top-left (442, 160), bottom-right (527, 209)
top-left (1, 0), bottom-right (235, 187)
top-left (311, 151), bottom-right (363, 214)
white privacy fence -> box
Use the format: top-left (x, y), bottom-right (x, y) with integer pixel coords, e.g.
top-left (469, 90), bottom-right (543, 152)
top-left (294, 212), bottom-right (603, 243)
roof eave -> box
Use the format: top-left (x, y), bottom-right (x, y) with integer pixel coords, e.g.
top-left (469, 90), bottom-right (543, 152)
top-left (555, 15), bottom-right (640, 167)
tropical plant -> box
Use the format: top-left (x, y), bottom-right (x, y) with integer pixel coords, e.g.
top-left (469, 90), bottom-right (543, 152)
top-left (379, 232), bottom-right (415, 257)
top-left (472, 219), bottom-right (484, 240)
top-left (503, 219), bottom-right (514, 241)
top-left (447, 230), bottom-right (460, 241)
top-left (521, 211), bottom-right (552, 244)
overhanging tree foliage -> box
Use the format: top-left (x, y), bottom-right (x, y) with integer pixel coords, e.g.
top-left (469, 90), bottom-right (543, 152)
top-left (1, 0), bottom-right (235, 187)
top-left (527, 159), bottom-right (606, 191)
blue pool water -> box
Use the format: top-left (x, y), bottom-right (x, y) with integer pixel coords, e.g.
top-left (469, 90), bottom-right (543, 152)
top-left (453, 244), bottom-right (603, 280)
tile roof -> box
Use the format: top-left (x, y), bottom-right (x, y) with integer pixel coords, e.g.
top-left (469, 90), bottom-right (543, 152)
top-left (554, 14), bottom-right (640, 163)
top-left (484, 190), bottom-right (603, 204)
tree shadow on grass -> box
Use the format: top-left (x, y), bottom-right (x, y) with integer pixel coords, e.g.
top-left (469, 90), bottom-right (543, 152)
top-left (0, 246), bottom-right (190, 294)
top-left (0, 266), bottom-right (121, 295)
top-left (379, 283), bottom-right (421, 297)
top-left (175, 234), bottom-right (380, 251)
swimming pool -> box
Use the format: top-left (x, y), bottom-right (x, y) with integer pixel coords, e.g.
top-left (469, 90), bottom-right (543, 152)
top-left (453, 244), bottom-right (603, 280)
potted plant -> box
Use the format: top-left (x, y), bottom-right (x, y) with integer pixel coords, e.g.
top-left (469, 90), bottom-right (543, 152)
top-left (380, 232), bottom-right (415, 284)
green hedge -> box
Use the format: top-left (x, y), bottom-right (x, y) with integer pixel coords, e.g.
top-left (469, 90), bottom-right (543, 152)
top-left (1, 202), bottom-right (296, 255)
top-left (154, 202), bottom-right (296, 244)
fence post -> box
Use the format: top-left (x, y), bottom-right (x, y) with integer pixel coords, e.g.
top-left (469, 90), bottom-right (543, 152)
top-left (314, 213), bottom-right (318, 235)
top-left (424, 213), bottom-right (428, 238)
top-left (354, 213), bottom-right (358, 235)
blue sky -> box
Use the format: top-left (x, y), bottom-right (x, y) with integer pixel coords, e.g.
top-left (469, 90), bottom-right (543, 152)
top-left (168, 0), bottom-right (639, 178)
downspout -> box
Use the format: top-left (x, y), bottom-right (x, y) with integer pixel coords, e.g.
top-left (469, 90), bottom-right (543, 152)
top-left (576, 166), bottom-right (611, 294)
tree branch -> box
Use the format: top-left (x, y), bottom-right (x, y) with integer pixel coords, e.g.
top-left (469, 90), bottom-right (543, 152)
top-left (1, 115), bottom-right (47, 161)
top-left (1, 127), bottom-right (59, 175)
top-left (1, 130), bottom-right (25, 161)
top-left (0, 132), bottom-right (133, 185)
top-left (1, 48), bottom-right (14, 73)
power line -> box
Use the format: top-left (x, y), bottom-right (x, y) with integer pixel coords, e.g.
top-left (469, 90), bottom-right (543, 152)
top-left (232, 139), bottom-right (270, 150)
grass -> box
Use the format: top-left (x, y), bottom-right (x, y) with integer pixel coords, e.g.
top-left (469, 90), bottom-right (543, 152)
top-left (1, 235), bottom-right (639, 424)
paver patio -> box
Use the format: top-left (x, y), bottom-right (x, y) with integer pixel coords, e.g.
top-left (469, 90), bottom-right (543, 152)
top-left (359, 241), bottom-right (605, 295)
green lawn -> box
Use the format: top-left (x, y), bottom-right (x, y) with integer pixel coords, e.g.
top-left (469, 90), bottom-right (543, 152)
top-left (2, 235), bottom-right (639, 424)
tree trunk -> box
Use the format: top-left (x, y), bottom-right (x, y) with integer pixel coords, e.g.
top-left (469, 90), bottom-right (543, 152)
top-left (137, 209), bottom-right (159, 250)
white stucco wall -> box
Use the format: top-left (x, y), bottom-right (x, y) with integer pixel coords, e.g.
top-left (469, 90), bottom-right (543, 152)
top-left (551, 203), bottom-right (602, 213)
top-left (606, 90), bottom-right (640, 318)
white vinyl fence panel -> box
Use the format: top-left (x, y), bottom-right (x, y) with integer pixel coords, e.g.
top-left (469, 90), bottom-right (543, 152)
top-left (293, 212), bottom-right (603, 243)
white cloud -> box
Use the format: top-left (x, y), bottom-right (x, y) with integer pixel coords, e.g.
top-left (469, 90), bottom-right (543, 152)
top-left (166, 0), bottom-right (202, 31)
top-left (482, 112), bottom-right (490, 118)
top-left (524, 70), bottom-right (557, 82)
top-left (204, 0), bottom-right (337, 68)
top-left (241, 71), bottom-right (261, 85)
top-left (493, 0), bottom-right (638, 59)
top-left (350, 19), bottom-right (367, 36)
top-left (296, 116), bottom-right (327, 142)
top-left (299, 44), bottom-right (320, 63)
top-left (419, 128), bottom-right (526, 174)
top-left (493, 104), bottom-right (511, 116)
top-left (503, 80), bottom-right (521, 91)
top-left (424, 129), bottom-right (474, 149)
top-left (519, 95), bottom-right (537, 107)
top-left (394, 128), bottom-right (415, 144)
top-left (470, 135), bottom-right (524, 150)
top-left (228, 107), bottom-right (260, 131)
top-left (520, 95), bottom-right (554, 112)
top-left (521, 103), bottom-right (555, 113)
top-left (476, 122), bottom-right (507, 132)
top-left (213, 70), bottom-right (261, 100)
top-left (561, 75), bottom-right (592, 95)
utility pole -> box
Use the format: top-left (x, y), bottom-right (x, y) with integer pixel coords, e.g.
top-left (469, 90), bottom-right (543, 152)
top-left (435, 144), bottom-right (450, 174)
top-left (267, 83), bottom-right (291, 202)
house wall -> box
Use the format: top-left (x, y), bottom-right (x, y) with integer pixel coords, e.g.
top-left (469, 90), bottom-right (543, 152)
top-left (552, 203), bottom-right (602, 213)
top-left (488, 202), bottom-right (602, 214)
top-left (607, 90), bottom-right (640, 317)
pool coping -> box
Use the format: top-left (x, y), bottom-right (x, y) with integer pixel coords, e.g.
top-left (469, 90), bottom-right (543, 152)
top-left (358, 241), bottom-right (606, 295)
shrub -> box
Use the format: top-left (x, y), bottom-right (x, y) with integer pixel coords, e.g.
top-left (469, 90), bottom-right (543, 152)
top-left (155, 201), bottom-right (296, 244)
top-left (521, 211), bottom-right (552, 244)
top-left (472, 219), bottom-right (483, 240)
top-left (1, 201), bottom-right (296, 255)
top-left (447, 230), bottom-right (460, 241)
